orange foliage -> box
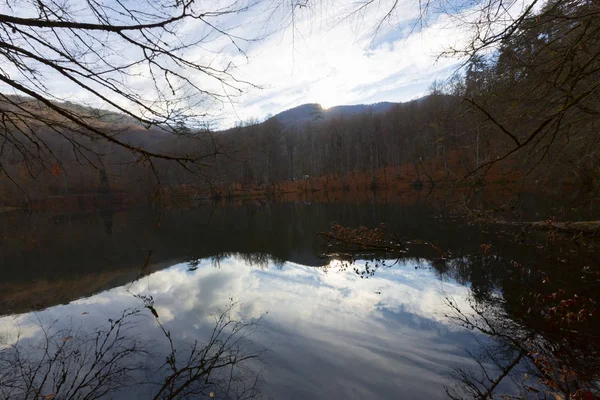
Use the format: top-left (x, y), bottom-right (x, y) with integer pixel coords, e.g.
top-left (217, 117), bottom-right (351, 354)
top-left (51, 163), bottom-right (61, 176)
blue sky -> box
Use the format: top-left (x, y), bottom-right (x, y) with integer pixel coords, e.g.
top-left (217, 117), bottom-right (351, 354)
top-left (218, 2), bottom-right (469, 126)
top-left (0, 0), bottom-right (492, 128)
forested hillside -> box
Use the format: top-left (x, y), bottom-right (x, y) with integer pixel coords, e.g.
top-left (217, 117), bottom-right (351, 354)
top-left (0, 0), bottom-right (598, 208)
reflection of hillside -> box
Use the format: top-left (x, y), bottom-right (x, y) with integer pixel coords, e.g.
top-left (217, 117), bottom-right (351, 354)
top-left (0, 259), bottom-right (179, 315)
top-left (0, 201), bottom-right (540, 315)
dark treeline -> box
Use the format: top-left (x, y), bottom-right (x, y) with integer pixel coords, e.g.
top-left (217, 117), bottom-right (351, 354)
top-left (0, 0), bottom-right (598, 207)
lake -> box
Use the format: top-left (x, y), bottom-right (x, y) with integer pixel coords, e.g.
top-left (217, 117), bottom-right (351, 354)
top-left (0, 198), bottom-right (596, 399)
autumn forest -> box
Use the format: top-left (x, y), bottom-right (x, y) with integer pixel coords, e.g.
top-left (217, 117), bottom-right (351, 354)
top-left (1, 0), bottom-right (599, 399)
top-left (0, 0), bottom-right (598, 210)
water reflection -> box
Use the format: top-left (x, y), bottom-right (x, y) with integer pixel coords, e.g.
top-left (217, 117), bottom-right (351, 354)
top-left (0, 299), bottom-right (263, 400)
top-left (1, 256), bottom-right (478, 399)
top-left (317, 222), bottom-right (600, 399)
top-left (443, 290), bottom-right (599, 400)
top-left (2, 201), bottom-right (598, 398)
top-left (0, 202), bottom-right (539, 315)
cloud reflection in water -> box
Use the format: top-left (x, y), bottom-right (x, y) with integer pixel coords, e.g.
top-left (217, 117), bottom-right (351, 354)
top-left (1, 255), bottom-right (478, 399)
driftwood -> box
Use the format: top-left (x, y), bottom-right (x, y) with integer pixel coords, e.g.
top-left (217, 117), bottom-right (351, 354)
top-left (490, 220), bottom-right (600, 235)
top-left (526, 221), bottom-right (600, 234)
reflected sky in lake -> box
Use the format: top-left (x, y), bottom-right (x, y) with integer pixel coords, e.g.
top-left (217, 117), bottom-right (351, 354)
top-left (1, 255), bottom-right (481, 399)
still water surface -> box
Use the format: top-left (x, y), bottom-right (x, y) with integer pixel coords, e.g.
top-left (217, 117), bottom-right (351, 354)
top-left (0, 200), bottom-right (559, 399)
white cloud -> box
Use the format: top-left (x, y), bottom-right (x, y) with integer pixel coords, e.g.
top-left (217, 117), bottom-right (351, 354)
top-left (0, 0), bottom-right (473, 129)
top-left (0, 315), bottom-right (42, 349)
top-left (3, 0), bottom-right (538, 129)
top-left (222, 4), bottom-right (469, 125)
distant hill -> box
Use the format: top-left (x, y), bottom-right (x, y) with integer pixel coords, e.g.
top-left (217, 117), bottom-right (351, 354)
top-left (3, 93), bottom-right (399, 134)
top-left (271, 102), bottom-right (398, 128)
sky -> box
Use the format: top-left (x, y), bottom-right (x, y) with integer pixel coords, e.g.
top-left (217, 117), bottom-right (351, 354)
top-left (210, 0), bottom-right (470, 126)
top-left (1, 0), bottom-right (481, 129)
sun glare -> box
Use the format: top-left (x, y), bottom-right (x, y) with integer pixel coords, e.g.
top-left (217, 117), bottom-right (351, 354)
top-left (311, 82), bottom-right (343, 110)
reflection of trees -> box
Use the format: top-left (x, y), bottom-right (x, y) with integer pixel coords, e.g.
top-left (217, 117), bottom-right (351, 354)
top-left (319, 222), bottom-right (444, 278)
top-left (5, 201), bottom-right (538, 316)
top-left (441, 238), bottom-right (600, 399)
top-left (0, 301), bottom-right (264, 400)
top-left (443, 255), bottom-right (502, 303)
top-left (319, 223), bottom-right (600, 398)
top-left (444, 290), bottom-right (599, 399)
top-left (444, 295), bottom-right (534, 399)
top-left (207, 252), bottom-right (286, 270)
top-left (0, 308), bottom-right (147, 399)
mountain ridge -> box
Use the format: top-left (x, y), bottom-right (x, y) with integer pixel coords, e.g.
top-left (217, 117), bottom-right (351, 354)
top-left (269, 101), bottom-right (398, 127)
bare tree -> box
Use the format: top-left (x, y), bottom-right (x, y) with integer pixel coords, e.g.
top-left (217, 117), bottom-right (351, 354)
top-left (0, 0), bottom-right (275, 194)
